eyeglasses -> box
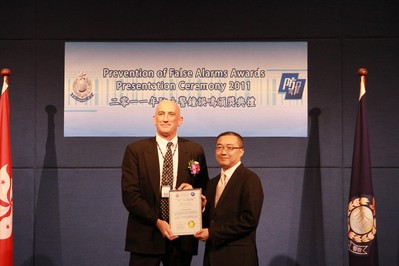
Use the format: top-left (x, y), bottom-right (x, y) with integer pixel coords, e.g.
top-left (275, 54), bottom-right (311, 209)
top-left (215, 145), bottom-right (243, 152)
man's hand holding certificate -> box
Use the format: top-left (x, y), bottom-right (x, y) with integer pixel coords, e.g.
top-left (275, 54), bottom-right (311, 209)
top-left (169, 188), bottom-right (202, 236)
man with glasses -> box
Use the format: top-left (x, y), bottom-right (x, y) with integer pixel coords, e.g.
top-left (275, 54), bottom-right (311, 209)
top-left (195, 131), bottom-right (264, 266)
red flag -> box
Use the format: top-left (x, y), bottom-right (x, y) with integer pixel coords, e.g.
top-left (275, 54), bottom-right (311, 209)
top-left (0, 69), bottom-right (13, 266)
top-left (348, 69), bottom-right (378, 266)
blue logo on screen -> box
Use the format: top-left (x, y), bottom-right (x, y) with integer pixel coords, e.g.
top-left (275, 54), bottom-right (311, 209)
top-left (278, 73), bottom-right (306, 100)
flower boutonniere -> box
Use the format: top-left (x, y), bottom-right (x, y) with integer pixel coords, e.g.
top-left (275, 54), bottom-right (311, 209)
top-left (188, 159), bottom-right (200, 176)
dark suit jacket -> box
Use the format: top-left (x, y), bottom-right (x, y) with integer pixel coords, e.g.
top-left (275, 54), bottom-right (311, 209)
top-left (203, 163), bottom-right (264, 266)
top-left (121, 137), bottom-right (209, 255)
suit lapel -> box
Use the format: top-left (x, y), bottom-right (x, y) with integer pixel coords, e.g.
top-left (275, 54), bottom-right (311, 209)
top-left (145, 138), bottom-right (161, 200)
top-left (215, 164), bottom-right (244, 208)
top-left (209, 174), bottom-right (220, 210)
top-left (176, 139), bottom-right (190, 187)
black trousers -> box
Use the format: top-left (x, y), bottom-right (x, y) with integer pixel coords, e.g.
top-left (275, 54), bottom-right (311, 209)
top-left (129, 240), bottom-right (193, 266)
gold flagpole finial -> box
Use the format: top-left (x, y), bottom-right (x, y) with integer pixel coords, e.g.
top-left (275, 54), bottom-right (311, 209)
top-left (1, 68), bottom-right (11, 77)
top-left (357, 68), bottom-right (368, 100)
top-left (357, 68), bottom-right (368, 77)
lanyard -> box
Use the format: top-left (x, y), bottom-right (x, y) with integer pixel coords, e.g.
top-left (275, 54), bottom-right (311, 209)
top-left (156, 142), bottom-right (178, 159)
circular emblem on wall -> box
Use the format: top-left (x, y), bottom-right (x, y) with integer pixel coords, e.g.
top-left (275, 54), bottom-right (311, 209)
top-left (70, 71), bottom-right (94, 102)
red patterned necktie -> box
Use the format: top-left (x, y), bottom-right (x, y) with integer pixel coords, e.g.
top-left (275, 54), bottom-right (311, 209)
top-left (160, 142), bottom-right (173, 221)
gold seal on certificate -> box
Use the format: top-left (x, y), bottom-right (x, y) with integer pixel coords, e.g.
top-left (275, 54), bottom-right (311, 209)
top-left (169, 188), bottom-right (202, 236)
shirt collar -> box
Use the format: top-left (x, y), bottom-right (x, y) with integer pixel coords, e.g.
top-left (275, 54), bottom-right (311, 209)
top-left (156, 134), bottom-right (178, 149)
top-left (221, 161), bottom-right (241, 181)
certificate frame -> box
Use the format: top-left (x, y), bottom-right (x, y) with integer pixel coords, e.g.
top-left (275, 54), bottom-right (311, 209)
top-left (169, 188), bottom-right (202, 236)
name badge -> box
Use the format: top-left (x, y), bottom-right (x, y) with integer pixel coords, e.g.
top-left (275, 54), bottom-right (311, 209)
top-left (161, 185), bottom-right (171, 198)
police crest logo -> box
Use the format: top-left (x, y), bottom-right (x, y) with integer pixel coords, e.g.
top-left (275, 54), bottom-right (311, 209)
top-left (347, 196), bottom-right (377, 255)
top-left (70, 71), bottom-right (94, 102)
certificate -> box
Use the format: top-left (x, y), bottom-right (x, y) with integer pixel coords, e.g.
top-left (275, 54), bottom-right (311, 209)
top-left (169, 188), bottom-right (202, 236)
